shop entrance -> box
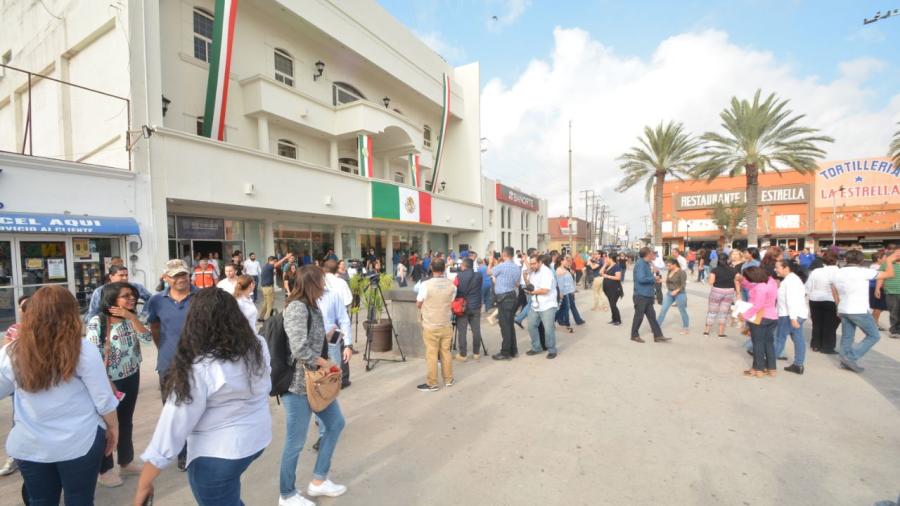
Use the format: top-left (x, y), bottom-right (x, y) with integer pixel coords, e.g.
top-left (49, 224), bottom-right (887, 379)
top-left (773, 238), bottom-right (804, 251)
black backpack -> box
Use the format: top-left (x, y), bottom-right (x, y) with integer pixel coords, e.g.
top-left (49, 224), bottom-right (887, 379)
top-left (261, 308), bottom-right (310, 397)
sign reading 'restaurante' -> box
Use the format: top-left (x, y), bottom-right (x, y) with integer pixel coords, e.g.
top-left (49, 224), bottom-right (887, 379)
top-left (676, 185), bottom-right (808, 210)
top-left (815, 158), bottom-right (900, 206)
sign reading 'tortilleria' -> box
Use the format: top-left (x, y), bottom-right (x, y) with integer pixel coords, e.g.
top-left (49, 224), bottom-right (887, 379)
top-left (676, 185), bottom-right (809, 210)
top-left (496, 183), bottom-right (538, 211)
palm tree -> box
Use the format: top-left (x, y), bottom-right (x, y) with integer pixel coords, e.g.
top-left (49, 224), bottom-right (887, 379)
top-left (890, 122), bottom-right (900, 167)
top-left (616, 121), bottom-right (704, 248)
top-left (692, 89), bottom-right (833, 247)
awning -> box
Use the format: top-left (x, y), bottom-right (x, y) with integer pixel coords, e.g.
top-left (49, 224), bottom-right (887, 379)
top-left (0, 212), bottom-right (140, 235)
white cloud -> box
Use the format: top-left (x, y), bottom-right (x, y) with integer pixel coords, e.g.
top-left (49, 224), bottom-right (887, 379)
top-left (486, 0), bottom-right (531, 30)
top-left (414, 30), bottom-right (467, 64)
top-left (480, 27), bottom-right (900, 238)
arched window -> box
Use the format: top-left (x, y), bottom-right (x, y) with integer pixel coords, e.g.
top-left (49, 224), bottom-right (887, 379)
top-left (423, 125), bottom-right (432, 149)
top-left (274, 48), bottom-right (294, 86)
top-left (277, 139), bottom-right (297, 159)
top-left (193, 8), bottom-right (214, 62)
top-left (332, 82), bottom-right (365, 106)
top-left (339, 157), bottom-right (359, 175)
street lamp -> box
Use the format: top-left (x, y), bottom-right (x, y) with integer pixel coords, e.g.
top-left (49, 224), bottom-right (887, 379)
top-left (831, 185), bottom-right (846, 247)
top-left (685, 223), bottom-right (690, 250)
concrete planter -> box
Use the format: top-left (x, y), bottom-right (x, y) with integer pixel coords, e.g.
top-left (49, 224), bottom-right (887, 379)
top-left (365, 319), bottom-right (393, 352)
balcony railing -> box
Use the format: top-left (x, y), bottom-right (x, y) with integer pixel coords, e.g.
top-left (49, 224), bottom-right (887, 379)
top-left (0, 63), bottom-right (131, 170)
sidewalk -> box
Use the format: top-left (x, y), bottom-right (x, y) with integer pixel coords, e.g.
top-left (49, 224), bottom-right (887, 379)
top-left (1, 275), bottom-right (898, 505)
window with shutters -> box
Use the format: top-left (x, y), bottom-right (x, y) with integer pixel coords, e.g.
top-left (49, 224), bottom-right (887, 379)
top-left (332, 82), bottom-right (365, 106)
top-left (193, 8), bottom-right (214, 63)
top-left (274, 48), bottom-right (294, 86)
top-left (277, 139), bottom-right (297, 159)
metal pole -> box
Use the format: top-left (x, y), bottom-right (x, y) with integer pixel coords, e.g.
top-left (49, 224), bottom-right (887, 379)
top-left (568, 120), bottom-right (574, 253)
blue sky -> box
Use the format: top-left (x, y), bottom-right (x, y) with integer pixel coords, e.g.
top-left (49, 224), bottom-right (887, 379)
top-left (380, 0), bottom-right (900, 237)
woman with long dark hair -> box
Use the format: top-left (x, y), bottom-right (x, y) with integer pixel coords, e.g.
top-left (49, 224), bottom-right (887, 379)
top-left (86, 281), bottom-right (151, 487)
top-left (134, 288), bottom-right (270, 506)
top-left (740, 267), bottom-right (779, 377)
top-left (774, 259), bottom-right (809, 374)
top-left (0, 285), bottom-right (119, 505)
top-left (279, 265), bottom-right (347, 506)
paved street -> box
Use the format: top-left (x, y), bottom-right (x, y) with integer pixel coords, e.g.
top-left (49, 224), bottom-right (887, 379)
top-left (2, 275), bottom-right (899, 506)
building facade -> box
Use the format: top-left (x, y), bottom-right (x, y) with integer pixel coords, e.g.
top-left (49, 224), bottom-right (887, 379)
top-left (477, 177), bottom-right (548, 254)
top-left (0, 0), bottom-right (484, 328)
top-left (658, 157), bottom-right (900, 253)
top-left (547, 216), bottom-right (592, 253)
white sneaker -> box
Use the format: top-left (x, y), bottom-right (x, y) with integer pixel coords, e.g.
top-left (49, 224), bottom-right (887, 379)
top-left (307, 479), bottom-right (347, 497)
top-left (278, 494), bottom-right (315, 506)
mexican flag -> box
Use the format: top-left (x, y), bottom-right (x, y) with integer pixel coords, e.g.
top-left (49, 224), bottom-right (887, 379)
top-left (202, 0), bottom-right (238, 141)
top-left (407, 153), bottom-right (420, 187)
top-left (371, 181), bottom-right (431, 224)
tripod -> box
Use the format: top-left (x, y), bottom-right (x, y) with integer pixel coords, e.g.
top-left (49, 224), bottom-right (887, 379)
top-left (362, 277), bottom-right (406, 371)
top-left (451, 313), bottom-right (489, 356)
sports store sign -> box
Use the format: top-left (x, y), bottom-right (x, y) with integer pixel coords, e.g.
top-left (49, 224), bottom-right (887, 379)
top-left (675, 185), bottom-right (809, 210)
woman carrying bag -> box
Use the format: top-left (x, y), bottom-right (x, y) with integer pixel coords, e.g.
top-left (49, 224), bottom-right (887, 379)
top-left (86, 282), bottom-right (152, 487)
top-left (279, 265), bottom-right (347, 506)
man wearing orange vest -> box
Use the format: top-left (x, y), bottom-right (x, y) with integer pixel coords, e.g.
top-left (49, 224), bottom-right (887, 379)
top-left (192, 257), bottom-right (218, 288)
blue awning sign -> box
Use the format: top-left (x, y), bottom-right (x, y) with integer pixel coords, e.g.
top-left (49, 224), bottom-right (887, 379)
top-left (0, 212), bottom-right (140, 235)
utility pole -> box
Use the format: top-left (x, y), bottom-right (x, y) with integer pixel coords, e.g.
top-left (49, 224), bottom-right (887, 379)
top-left (567, 120), bottom-right (574, 253)
top-left (579, 189), bottom-right (594, 254)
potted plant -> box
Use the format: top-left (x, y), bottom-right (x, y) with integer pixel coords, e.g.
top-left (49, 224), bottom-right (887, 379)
top-left (349, 272), bottom-right (395, 352)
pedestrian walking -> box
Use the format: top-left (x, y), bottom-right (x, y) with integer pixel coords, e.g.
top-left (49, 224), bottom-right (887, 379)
top-left (875, 246), bottom-right (900, 338)
top-left (525, 254), bottom-right (559, 358)
top-left (279, 266), bottom-right (348, 505)
top-left (489, 247), bottom-right (521, 360)
top-left (216, 264), bottom-right (238, 294)
top-left (555, 256), bottom-right (585, 332)
top-left (588, 251), bottom-right (604, 305)
top-left (599, 255), bottom-right (624, 325)
top-left (146, 259), bottom-right (198, 471)
top-left (833, 249), bottom-right (898, 372)
top-left (774, 259), bottom-right (809, 374)
top-left (630, 248), bottom-right (669, 343)
top-left (135, 288), bottom-right (271, 506)
top-left (805, 250), bottom-right (840, 354)
top-left (741, 267), bottom-right (778, 377)
top-left (86, 282), bottom-right (151, 488)
top-left (657, 257), bottom-right (689, 335)
top-left (260, 254), bottom-right (292, 322)
top-left (704, 254), bottom-right (739, 337)
top-left (478, 258), bottom-right (494, 313)
top-left (243, 253), bottom-right (262, 302)
top-left (1, 285), bottom-right (119, 506)
top-left (396, 257), bottom-right (408, 287)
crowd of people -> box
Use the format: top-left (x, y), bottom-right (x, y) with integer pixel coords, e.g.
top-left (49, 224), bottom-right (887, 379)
top-left (0, 237), bottom-right (897, 504)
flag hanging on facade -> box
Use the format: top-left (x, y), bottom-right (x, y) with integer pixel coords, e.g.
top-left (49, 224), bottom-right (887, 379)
top-left (407, 154), bottom-right (421, 187)
top-left (371, 181), bottom-right (432, 224)
top-left (202, 0), bottom-right (238, 141)
top-left (429, 73), bottom-right (451, 192)
top-left (358, 134), bottom-right (374, 178)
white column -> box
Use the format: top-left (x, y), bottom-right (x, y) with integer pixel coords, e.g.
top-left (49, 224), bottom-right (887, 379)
top-left (257, 116), bottom-right (269, 152)
top-left (329, 140), bottom-right (339, 171)
top-left (334, 224), bottom-right (344, 260)
top-left (264, 219), bottom-right (275, 257)
top-left (385, 229), bottom-right (394, 276)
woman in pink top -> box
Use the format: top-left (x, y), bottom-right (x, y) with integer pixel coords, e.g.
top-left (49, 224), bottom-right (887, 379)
top-left (740, 267), bottom-right (779, 377)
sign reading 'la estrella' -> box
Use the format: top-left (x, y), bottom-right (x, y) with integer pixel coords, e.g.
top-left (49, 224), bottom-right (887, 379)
top-left (815, 158), bottom-right (900, 206)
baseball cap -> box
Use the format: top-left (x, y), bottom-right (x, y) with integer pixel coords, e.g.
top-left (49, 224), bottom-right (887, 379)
top-left (164, 259), bottom-right (191, 277)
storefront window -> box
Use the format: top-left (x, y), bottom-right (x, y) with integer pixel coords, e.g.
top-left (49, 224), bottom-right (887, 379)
top-left (20, 241), bottom-right (67, 286)
top-left (274, 223), bottom-right (335, 264)
top-left (167, 215), bottom-right (176, 238)
top-left (72, 237), bottom-right (122, 309)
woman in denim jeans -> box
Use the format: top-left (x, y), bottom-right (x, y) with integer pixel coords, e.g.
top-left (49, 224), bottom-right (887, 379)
top-left (657, 258), bottom-right (690, 335)
top-left (774, 260), bottom-right (809, 374)
top-left (555, 256), bottom-right (585, 332)
top-left (279, 266), bottom-right (347, 506)
top-left (741, 267), bottom-right (779, 377)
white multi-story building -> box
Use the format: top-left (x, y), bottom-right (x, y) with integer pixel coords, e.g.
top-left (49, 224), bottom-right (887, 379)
top-left (477, 176), bottom-right (548, 254)
top-left (0, 0), bottom-right (482, 327)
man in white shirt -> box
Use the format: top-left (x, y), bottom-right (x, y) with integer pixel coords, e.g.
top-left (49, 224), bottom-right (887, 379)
top-left (525, 254), bottom-right (559, 359)
top-left (242, 253), bottom-right (262, 302)
top-left (672, 248), bottom-right (688, 272)
top-left (831, 249), bottom-right (898, 372)
top-left (216, 264), bottom-right (237, 294)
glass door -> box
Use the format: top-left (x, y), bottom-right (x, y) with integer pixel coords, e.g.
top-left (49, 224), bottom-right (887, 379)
top-left (19, 239), bottom-right (69, 299)
top-left (0, 238), bottom-right (16, 330)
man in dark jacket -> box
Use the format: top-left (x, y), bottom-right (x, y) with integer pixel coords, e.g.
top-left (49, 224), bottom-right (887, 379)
top-left (455, 258), bottom-right (484, 360)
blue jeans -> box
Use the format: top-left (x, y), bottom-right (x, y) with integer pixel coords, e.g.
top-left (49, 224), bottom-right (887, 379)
top-left (775, 316), bottom-right (807, 366)
top-left (18, 426), bottom-right (105, 506)
top-left (840, 313), bottom-right (880, 363)
top-left (279, 393), bottom-right (345, 498)
top-left (657, 292), bottom-right (689, 328)
top-left (318, 342), bottom-right (341, 438)
top-left (482, 285), bottom-right (493, 312)
top-left (555, 293), bottom-right (585, 326)
top-left (528, 307), bottom-right (557, 354)
top-left (250, 275), bottom-right (259, 302)
top-left (515, 294), bottom-right (531, 323)
top-left (188, 449), bottom-right (263, 506)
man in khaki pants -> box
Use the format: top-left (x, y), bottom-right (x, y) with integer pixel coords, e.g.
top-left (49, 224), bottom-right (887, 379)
top-left (416, 258), bottom-right (457, 391)
top-left (259, 254), bottom-right (291, 321)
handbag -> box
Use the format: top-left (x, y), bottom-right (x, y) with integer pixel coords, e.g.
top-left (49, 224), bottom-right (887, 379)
top-left (305, 361), bottom-right (342, 412)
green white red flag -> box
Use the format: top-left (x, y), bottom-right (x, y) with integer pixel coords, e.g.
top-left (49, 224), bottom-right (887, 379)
top-left (371, 181), bottom-right (431, 224)
top-left (407, 154), bottom-right (421, 187)
top-left (358, 134), bottom-right (374, 178)
top-left (430, 73), bottom-right (450, 192)
top-left (202, 0), bottom-right (238, 140)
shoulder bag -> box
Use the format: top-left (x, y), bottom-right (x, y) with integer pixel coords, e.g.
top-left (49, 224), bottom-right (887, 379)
top-left (304, 305), bottom-right (342, 412)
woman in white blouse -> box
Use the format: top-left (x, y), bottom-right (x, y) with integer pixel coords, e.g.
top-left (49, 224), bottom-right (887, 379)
top-left (774, 259), bottom-right (810, 374)
top-left (805, 250), bottom-right (841, 354)
top-left (133, 288), bottom-right (271, 506)
top-left (233, 274), bottom-right (259, 330)
top-left (0, 285), bottom-right (119, 505)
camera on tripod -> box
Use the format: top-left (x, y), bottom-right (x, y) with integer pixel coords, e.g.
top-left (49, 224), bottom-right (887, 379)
top-left (365, 270), bottom-right (381, 284)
